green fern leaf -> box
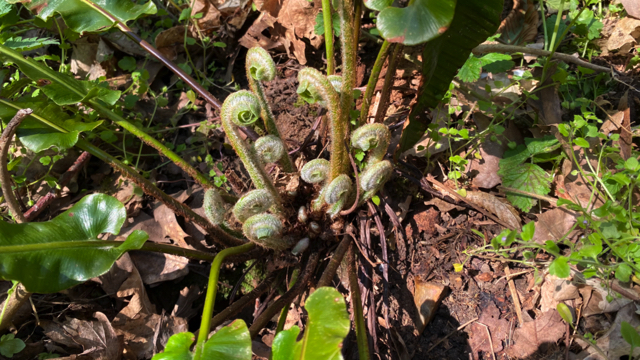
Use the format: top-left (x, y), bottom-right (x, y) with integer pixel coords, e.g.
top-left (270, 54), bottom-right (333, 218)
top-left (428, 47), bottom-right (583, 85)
top-left (3, 36), bottom-right (59, 51)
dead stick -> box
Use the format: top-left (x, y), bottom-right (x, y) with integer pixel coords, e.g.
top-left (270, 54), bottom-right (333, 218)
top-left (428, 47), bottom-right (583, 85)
top-left (317, 236), bottom-right (352, 288)
top-left (24, 151), bottom-right (91, 221)
top-left (472, 43), bottom-right (612, 74)
top-left (504, 266), bottom-right (524, 327)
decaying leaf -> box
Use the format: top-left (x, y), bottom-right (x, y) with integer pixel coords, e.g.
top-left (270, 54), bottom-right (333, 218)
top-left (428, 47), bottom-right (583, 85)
top-left (606, 17), bottom-right (640, 53)
top-left (465, 191), bottom-right (521, 230)
top-left (577, 303), bottom-right (640, 359)
top-left (506, 310), bottom-right (566, 358)
top-left (153, 190), bottom-right (193, 248)
top-left (467, 301), bottom-right (509, 356)
top-left (621, 0), bottom-right (640, 19)
top-left (531, 208), bottom-right (579, 243)
top-left (413, 279), bottom-right (447, 335)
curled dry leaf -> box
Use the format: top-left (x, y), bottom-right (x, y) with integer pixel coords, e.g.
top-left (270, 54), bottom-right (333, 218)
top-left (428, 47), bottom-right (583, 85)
top-left (413, 279), bottom-right (447, 335)
top-left (606, 17), bottom-right (640, 53)
top-left (465, 191), bottom-right (521, 230)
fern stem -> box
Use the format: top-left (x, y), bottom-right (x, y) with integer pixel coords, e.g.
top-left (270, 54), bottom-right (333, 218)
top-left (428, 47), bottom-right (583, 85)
top-left (221, 91), bottom-right (284, 214)
top-left (359, 40), bottom-right (391, 125)
top-left (374, 43), bottom-right (402, 123)
top-left (246, 47), bottom-right (295, 172)
top-left (336, 0), bottom-right (357, 177)
top-left (347, 244), bottom-right (371, 360)
top-left (322, 0), bottom-right (335, 75)
top-left (194, 242), bottom-right (256, 360)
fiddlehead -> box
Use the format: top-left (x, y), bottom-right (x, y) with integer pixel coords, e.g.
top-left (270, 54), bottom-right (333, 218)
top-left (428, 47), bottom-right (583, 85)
top-left (359, 160), bottom-right (393, 203)
top-left (221, 90), bottom-right (283, 214)
top-left (301, 158), bottom-right (331, 212)
top-left (351, 123), bottom-right (391, 168)
top-left (204, 188), bottom-right (226, 225)
top-left (327, 75), bottom-right (342, 94)
top-left (246, 47), bottom-right (295, 172)
top-left (297, 68), bottom-right (348, 179)
top-left (325, 174), bottom-right (353, 218)
top-left (254, 135), bottom-right (285, 164)
top-left (243, 213), bottom-right (289, 250)
top-left (233, 189), bottom-right (274, 223)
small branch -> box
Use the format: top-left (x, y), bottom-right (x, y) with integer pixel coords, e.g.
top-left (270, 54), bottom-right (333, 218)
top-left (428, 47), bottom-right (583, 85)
top-left (504, 266), bottom-right (523, 327)
top-left (374, 44), bottom-right (402, 124)
top-left (317, 235), bottom-right (351, 287)
top-left (472, 43), bottom-right (612, 74)
top-left (24, 151), bottom-right (91, 221)
top-left (249, 251), bottom-right (319, 338)
top-left (0, 108), bottom-right (32, 223)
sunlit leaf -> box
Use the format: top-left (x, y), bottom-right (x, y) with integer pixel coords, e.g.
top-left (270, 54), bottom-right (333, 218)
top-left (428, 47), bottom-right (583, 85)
top-left (377, 0), bottom-right (455, 46)
top-left (499, 163), bottom-right (552, 212)
top-left (0, 194), bottom-right (147, 293)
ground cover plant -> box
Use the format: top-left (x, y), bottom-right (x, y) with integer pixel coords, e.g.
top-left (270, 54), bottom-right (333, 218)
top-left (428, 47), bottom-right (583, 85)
top-left (0, 0), bottom-right (639, 359)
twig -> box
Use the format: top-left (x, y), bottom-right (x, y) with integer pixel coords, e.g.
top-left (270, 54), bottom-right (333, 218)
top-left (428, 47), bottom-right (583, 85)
top-left (248, 251), bottom-right (319, 338)
top-left (504, 266), bottom-right (524, 327)
top-left (317, 235), bottom-right (352, 288)
top-left (472, 43), bottom-right (613, 74)
top-left (0, 108), bottom-right (32, 223)
top-left (24, 151), bottom-right (91, 221)
top-left (374, 44), bottom-right (402, 124)
top-left (367, 201), bottom-right (390, 335)
top-left (427, 317), bottom-right (478, 352)
top-left (476, 322), bottom-right (497, 360)
top-left (347, 244), bottom-right (371, 360)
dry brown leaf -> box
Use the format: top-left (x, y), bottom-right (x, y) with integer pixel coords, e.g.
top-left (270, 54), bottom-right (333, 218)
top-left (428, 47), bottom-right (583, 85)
top-left (172, 285), bottom-right (201, 320)
top-left (467, 301), bottom-right (509, 356)
top-left (238, 12), bottom-right (283, 50)
top-left (153, 190), bottom-right (192, 248)
top-left (155, 26), bottom-right (196, 61)
top-left (617, 90), bottom-right (633, 160)
top-left (191, 0), bottom-right (221, 32)
top-left (582, 278), bottom-right (633, 316)
top-left (424, 197), bottom-right (464, 213)
top-left (497, 0), bottom-right (538, 44)
top-left (43, 312), bottom-right (122, 360)
top-left (465, 191), bottom-right (521, 230)
top-left (118, 212), bottom-right (168, 244)
top-left (606, 17), bottom-right (640, 53)
top-left (130, 252), bottom-right (189, 285)
top-left (413, 280), bottom-right (447, 334)
top-left (577, 303), bottom-right (640, 359)
top-left (506, 310), bottom-right (565, 358)
top-left (532, 208), bottom-right (579, 243)
top-left (70, 37), bottom-right (110, 80)
top-left (621, 0), bottom-right (640, 19)
top-left (468, 141), bottom-right (504, 189)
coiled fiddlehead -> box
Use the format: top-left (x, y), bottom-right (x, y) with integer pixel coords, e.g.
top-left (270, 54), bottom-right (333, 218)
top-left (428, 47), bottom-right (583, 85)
top-left (246, 47), bottom-right (295, 172)
top-left (325, 174), bottom-right (353, 218)
top-left (233, 189), bottom-right (274, 223)
top-left (301, 158), bottom-right (331, 212)
top-left (351, 123), bottom-right (393, 204)
top-left (204, 188), bottom-right (226, 225)
top-left (327, 75), bottom-right (342, 94)
top-left (254, 135), bottom-right (285, 164)
top-left (351, 123), bottom-right (391, 168)
top-left (297, 68), bottom-right (348, 179)
top-left (243, 213), bottom-right (288, 250)
top-left (221, 91), bottom-right (284, 214)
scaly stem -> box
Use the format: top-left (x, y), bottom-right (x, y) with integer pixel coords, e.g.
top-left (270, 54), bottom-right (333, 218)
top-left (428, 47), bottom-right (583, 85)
top-left (347, 244), bottom-right (370, 360)
top-left (0, 109), bottom-right (31, 224)
top-left (374, 43), bottom-right (402, 123)
top-left (221, 91), bottom-right (284, 214)
top-left (322, 0), bottom-right (335, 75)
top-left (246, 47), bottom-right (295, 172)
top-left (335, 0), bottom-right (357, 178)
top-left (360, 40), bottom-right (391, 125)
top-left (194, 242), bottom-right (256, 360)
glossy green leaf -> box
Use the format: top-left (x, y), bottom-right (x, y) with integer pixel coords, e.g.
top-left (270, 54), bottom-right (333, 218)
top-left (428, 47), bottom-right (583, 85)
top-left (363, 0), bottom-right (392, 11)
top-left (498, 162), bottom-right (552, 212)
top-left (273, 287), bottom-right (350, 360)
top-left (0, 194), bottom-right (147, 293)
top-left (0, 44), bottom-right (121, 106)
top-left (377, 0), bottom-right (455, 46)
top-left (152, 320), bottom-right (251, 360)
top-left (0, 99), bottom-right (101, 152)
top-left (549, 256), bottom-right (570, 278)
top-left (556, 303), bottom-right (573, 326)
top-left (8, 0), bottom-right (156, 33)
top-left (398, 0), bottom-right (502, 152)
top-left (621, 321), bottom-right (640, 349)
top-left (520, 222), bottom-right (535, 242)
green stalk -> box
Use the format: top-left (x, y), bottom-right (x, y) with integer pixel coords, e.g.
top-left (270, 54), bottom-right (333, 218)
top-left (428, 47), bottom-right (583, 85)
top-left (220, 91), bottom-right (284, 214)
top-left (359, 40), bottom-right (391, 125)
top-left (548, 0), bottom-right (565, 53)
top-left (193, 242), bottom-right (256, 360)
top-left (322, 0), bottom-right (335, 75)
top-left (275, 268), bottom-right (299, 334)
top-left (374, 43), bottom-right (402, 124)
top-left (335, 0), bottom-right (357, 179)
top-left (347, 245), bottom-right (370, 360)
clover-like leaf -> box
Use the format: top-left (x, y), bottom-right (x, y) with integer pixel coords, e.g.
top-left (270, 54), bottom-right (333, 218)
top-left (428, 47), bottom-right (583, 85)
top-left (0, 99), bottom-right (101, 152)
top-left (377, 0), bottom-right (456, 46)
top-left (8, 0), bottom-right (156, 34)
top-left (0, 194), bottom-right (147, 293)
top-left (498, 162), bottom-right (553, 212)
top-left (272, 287), bottom-right (350, 360)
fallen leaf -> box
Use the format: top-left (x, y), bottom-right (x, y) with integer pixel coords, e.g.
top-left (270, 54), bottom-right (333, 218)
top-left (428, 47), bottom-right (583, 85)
top-left (424, 197), bottom-right (464, 213)
top-left (238, 12), bottom-right (283, 51)
top-left (465, 191), bottom-right (521, 230)
top-left (532, 208), bottom-right (579, 244)
top-left (617, 90), bottom-right (633, 160)
top-left (130, 252), bottom-right (189, 285)
top-left (153, 190), bottom-right (193, 248)
top-left (497, 0), bottom-right (538, 44)
top-left (467, 300), bottom-right (509, 356)
top-left (621, 0), bottom-right (640, 19)
top-left (70, 37), bottom-right (109, 81)
top-left (577, 303), bottom-right (640, 359)
top-left (606, 17), bottom-right (640, 53)
top-left (43, 312), bottom-right (122, 360)
top-left (582, 278), bottom-right (633, 316)
top-left (506, 310), bottom-right (566, 358)
top-left (413, 280), bottom-right (447, 334)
